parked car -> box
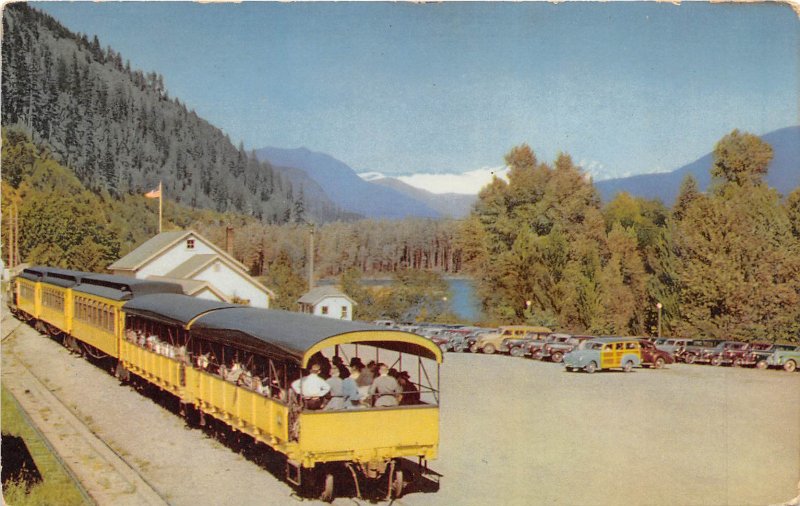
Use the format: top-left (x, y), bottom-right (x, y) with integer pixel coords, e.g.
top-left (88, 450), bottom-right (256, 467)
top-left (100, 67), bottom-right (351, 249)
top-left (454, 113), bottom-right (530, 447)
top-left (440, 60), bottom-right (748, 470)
top-left (747, 343), bottom-right (800, 369)
top-left (679, 339), bottom-right (725, 364)
top-left (438, 328), bottom-right (473, 352)
top-left (637, 338), bottom-right (675, 369)
top-left (502, 330), bottom-right (553, 357)
top-left (429, 334), bottom-right (450, 352)
top-left (563, 337), bottom-right (642, 373)
top-left (707, 341), bottom-right (752, 366)
top-left (689, 341), bottom-right (745, 365)
top-left (765, 346), bottom-right (800, 372)
top-left (654, 337), bottom-right (692, 357)
top-left (527, 333), bottom-right (565, 360)
top-left (461, 329), bottom-right (495, 353)
top-left (542, 335), bottom-right (594, 363)
top-left (471, 326), bottom-right (551, 354)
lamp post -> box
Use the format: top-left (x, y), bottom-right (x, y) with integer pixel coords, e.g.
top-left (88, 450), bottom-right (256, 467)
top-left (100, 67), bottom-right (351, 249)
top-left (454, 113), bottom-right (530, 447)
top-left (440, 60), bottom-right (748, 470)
top-left (656, 302), bottom-right (663, 338)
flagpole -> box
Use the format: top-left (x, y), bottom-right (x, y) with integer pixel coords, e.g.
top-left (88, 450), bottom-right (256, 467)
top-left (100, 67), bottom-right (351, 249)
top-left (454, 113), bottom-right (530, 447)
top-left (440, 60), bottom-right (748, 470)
top-left (158, 181), bottom-right (163, 233)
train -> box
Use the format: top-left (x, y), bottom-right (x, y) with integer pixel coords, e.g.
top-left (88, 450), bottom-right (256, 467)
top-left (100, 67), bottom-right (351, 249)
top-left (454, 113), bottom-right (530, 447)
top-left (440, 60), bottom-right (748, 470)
top-left (9, 266), bottom-right (442, 501)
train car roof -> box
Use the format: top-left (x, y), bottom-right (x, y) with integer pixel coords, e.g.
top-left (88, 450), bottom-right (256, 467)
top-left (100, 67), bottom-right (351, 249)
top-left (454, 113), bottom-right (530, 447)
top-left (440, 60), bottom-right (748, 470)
top-left (191, 307), bottom-right (443, 367)
top-left (123, 294), bottom-right (239, 327)
top-left (19, 266), bottom-right (86, 286)
top-left (73, 274), bottom-right (184, 301)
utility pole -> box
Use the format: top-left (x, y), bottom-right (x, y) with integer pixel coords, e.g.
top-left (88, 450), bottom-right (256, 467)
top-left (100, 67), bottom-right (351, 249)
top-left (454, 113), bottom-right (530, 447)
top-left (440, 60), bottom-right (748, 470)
top-left (656, 302), bottom-right (663, 338)
top-left (308, 225), bottom-right (315, 290)
top-left (7, 203), bottom-right (13, 268)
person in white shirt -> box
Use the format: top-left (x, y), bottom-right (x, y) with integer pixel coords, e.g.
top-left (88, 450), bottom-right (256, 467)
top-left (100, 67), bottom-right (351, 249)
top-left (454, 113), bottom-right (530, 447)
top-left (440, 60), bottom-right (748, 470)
top-left (291, 363), bottom-right (330, 410)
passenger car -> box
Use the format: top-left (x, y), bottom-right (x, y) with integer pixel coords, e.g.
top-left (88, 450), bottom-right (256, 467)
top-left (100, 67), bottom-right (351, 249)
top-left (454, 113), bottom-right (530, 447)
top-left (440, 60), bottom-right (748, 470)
top-left (707, 341), bottom-right (751, 366)
top-left (502, 330), bottom-right (552, 357)
top-left (563, 337), bottom-right (642, 373)
top-left (690, 341), bottom-right (745, 365)
top-left (638, 339), bottom-right (675, 368)
top-left (471, 326), bottom-right (551, 354)
top-left (654, 337), bottom-right (691, 357)
top-left (680, 339), bottom-right (725, 364)
top-left (527, 333), bottom-right (565, 359)
top-left (748, 343), bottom-right (800, 369)
top-left (765, 346), bottom-right (800, 372)
top-left (541, 334), bottom-right (593, 363)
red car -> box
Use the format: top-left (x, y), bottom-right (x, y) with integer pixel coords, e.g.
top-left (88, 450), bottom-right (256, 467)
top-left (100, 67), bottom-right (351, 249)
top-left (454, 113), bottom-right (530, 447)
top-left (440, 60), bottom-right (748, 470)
top-left (637, 339), bottom-right (675, 369)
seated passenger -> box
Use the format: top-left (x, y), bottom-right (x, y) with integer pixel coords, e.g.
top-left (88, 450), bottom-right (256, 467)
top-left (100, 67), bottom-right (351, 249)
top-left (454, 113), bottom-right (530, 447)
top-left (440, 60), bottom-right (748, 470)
top-left (368, 363), bottom-right (401, 407)
top-left (238, 368), bottom-right (254, 389)
top-left (196, 353), bottom-right (210, 370)
top-left (224, 362), bottom-right (244, 383)
top-left (290, 363), bottom-right (331, 410)
top-left (348, 363), bottom-right (369, 405)
top-left (365, 360), bottom-right (378, 384)
top-left (397, 371), bottom-right (420, 405)
top-left (324, 365), bottom-right (345, 410)
top-left (254, 376), bottom-right (271, 396)
top-left (339, 365), bottom-right (360, 409)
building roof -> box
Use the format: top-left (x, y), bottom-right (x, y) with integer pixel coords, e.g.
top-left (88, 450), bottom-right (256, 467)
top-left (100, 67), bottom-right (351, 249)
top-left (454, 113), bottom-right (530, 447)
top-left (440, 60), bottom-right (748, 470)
top-left (165, 255), bottom-right (217, 279)
top-left (108, 231), bottom-right (188, 271)
top-left (147, 275), bottom-right (230, 301)
top-left (297, 285), bottom-right (356, 305)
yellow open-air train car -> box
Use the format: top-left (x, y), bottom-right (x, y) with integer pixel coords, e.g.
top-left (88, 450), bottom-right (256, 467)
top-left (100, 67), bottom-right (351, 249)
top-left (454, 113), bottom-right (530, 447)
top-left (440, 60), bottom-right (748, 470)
top-left (122, 293), bottom-right (442, 500)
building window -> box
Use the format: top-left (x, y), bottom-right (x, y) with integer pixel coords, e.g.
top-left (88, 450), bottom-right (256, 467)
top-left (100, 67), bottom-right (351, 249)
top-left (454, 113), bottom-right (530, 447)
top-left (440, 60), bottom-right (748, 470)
top-left (341, 306), bottom-right (348, 319)
top-left (186, 239), bottom-right (195, 250)
top-left (321, 306), bottom-right (329, 315)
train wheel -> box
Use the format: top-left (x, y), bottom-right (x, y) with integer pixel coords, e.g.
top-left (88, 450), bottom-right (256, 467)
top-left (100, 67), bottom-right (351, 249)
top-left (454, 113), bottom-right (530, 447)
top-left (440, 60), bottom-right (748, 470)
top-left (390, 469), bottom-right (404, 499)
top-left (320, 473), bottom-right (334, 503)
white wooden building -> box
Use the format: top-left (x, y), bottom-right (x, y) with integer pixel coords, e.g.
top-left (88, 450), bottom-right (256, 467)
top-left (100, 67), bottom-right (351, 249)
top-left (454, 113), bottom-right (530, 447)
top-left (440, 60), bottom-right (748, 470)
top-left (108, 230), bottom-right (273, 308)
top-left (297, 286), bottom-right (356, 321)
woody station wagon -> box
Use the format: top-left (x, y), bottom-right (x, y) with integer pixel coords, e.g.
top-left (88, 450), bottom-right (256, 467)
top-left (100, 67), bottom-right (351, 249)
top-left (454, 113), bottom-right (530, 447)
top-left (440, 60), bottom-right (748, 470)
top-left (563, 337), bottom-right (642, 373)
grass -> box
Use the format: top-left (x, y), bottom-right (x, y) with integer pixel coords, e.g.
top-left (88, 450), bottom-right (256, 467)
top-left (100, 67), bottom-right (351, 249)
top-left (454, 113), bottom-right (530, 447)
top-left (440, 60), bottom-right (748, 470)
top-left (1, 386), bottom-right (89, 505)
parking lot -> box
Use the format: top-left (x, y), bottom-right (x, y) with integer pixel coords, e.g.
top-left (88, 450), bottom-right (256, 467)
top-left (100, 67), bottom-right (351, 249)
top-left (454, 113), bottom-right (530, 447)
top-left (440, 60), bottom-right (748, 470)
top-left (3, 315), bottom-right (799, 505)
top-left (417, 352), bottom-right (800, 506)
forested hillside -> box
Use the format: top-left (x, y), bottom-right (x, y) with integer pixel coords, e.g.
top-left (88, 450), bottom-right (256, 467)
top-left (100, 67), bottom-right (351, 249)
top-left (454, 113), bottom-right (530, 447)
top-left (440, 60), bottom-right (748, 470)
top-left (1, 128), bottom-right (256, 271)
top-left (1, 4), bottom-right (345, 223)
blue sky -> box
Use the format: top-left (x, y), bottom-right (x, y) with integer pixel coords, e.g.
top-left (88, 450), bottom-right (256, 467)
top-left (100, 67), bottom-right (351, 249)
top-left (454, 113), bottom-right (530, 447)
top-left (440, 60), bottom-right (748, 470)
top-left (35, 2), bottom-right (799, 182)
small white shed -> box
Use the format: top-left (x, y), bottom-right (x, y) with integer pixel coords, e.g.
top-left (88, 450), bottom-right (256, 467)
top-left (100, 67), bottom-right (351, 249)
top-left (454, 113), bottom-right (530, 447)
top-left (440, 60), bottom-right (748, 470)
top-left (297, 286), bottom-right (356, 321)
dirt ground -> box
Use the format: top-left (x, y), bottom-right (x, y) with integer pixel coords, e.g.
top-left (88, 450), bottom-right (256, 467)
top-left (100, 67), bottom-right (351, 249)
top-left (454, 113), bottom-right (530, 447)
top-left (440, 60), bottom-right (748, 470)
top-left (3, 314), bottom-right (799, 505)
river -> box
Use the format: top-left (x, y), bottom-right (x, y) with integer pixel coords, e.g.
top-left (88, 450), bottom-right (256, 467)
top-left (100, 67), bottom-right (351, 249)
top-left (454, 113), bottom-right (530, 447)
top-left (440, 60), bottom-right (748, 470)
top-left (319, 276), bottom-right (482, 322)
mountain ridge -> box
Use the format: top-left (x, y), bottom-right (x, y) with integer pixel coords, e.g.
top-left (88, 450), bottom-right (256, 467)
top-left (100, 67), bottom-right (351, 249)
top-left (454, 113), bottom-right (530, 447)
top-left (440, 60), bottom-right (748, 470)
top-left (596, 126), bottom-right (799, 204)
top-left (255, 146), bottom-right (441, 220)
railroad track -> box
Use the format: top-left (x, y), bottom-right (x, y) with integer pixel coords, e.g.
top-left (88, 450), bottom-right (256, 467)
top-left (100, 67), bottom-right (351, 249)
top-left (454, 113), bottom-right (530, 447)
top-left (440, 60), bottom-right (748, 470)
top-left (2, 312), bottom-right (169, 506)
